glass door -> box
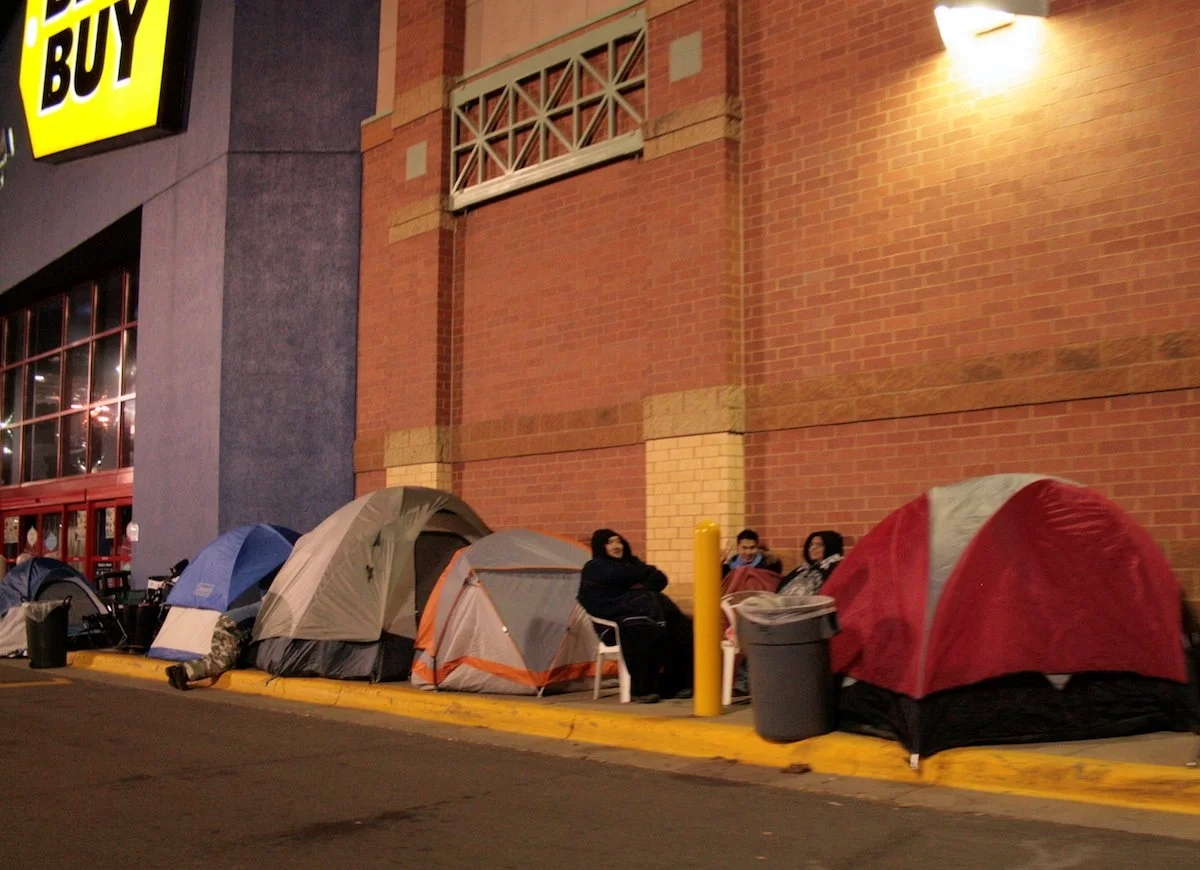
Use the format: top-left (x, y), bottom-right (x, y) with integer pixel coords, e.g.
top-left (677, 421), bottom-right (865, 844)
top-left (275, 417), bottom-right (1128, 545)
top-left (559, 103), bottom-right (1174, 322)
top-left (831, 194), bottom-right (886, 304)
top-left (91, 501), bottom-right (133, 581)
top-left (1, 515), bottom-right (19, 574)
top-left (64, 505), bottom-right (88, 579)
top-left (0, 509), bottom-right (64, 572)
top-left (40, 511), bottom-right (64, 561)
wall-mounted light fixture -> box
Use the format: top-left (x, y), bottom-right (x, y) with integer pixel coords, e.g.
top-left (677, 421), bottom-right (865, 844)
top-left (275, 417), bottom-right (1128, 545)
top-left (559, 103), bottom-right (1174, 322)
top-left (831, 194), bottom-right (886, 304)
top-left (935, 0), bottom-right (1049, 48)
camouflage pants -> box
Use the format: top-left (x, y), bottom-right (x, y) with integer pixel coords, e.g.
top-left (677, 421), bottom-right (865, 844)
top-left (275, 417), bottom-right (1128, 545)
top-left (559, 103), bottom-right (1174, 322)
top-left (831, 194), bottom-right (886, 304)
top-left (181, 615), bottom-right (249, 681)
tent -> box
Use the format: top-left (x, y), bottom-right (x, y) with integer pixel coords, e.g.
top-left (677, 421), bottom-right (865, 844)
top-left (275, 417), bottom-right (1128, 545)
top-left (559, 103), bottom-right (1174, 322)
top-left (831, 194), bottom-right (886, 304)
top-left (411, 529), bottom-right (602, 694)
top-left (826, 473), bottom-right (1200, 758)
top-left (0, 558), bottom-right (109, 654)
top-left (251, 487), bottom-right (490, 681)
top-left (147, 523), bottom-right (300, 662)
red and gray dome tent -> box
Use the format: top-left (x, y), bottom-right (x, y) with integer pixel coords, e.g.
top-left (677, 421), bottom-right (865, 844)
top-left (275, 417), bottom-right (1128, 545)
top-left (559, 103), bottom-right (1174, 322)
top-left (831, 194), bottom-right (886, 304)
top-left (824, 474), bottom-right (1199, 758)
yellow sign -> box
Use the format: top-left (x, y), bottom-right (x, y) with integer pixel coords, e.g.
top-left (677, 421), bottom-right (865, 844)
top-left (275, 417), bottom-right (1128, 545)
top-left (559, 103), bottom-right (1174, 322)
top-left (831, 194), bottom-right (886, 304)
top-left (19, 0), bottom-right (193, 162)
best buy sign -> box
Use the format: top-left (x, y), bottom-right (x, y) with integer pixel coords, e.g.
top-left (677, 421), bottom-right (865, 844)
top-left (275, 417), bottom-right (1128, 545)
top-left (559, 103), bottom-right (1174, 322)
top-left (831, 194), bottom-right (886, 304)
top-left (19, 0), bottom-right (194, 162)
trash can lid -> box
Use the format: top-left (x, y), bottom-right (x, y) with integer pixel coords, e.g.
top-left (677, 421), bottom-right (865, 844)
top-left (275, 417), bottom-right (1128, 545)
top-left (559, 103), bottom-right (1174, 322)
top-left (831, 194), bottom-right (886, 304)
top-left (25, 598), bottom-right (72, 620)
top-left (733, 593), bottom-right (836, 626)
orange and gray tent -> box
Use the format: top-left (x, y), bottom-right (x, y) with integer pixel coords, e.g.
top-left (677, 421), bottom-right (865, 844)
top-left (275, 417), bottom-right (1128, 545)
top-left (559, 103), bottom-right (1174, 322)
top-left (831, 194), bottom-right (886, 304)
top-left (411, 529), bottom-right (605, 694)
top-left (251, 487), bottom-right (489, 682)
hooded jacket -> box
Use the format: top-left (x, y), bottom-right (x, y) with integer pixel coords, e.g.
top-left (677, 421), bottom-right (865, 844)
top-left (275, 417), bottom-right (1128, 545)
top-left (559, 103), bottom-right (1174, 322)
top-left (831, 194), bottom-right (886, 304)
top-left (578, 529), bottom-right (669, 622)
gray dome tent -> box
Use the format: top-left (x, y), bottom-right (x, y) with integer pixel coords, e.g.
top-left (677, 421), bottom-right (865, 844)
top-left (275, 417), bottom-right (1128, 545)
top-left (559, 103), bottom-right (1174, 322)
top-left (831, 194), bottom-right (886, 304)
top-left (251, 487), bottom-right (490, 681)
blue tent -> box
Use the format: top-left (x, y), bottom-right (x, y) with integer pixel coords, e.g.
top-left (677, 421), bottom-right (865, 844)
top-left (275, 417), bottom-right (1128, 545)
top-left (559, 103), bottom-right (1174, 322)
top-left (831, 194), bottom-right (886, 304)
top-left (149, 523), bottom-right (299, 662)
top-left (0, 557), bottom-right (108, 635)
top-left (165, 523), bottom-right (300, 612)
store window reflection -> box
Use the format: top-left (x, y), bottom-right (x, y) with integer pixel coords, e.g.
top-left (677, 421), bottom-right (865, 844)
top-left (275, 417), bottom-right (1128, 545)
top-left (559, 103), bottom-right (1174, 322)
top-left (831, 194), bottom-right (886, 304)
top-left (66, 510), bottom-right (86, 558)
top-left (2, 516), bottom-right (18, 567)
top-left (0, 264), bottom-right (137, 487)
top-left (41, 513), bottom-right (62, 561)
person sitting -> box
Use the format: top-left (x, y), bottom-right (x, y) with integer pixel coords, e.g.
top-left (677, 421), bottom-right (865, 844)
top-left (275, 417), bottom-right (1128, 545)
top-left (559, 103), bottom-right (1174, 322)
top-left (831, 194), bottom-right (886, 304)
top-left (778, 530), bottom-right (844, 597)
top-left (578, 528), bottom-right (693, 704)
top-left (722, 529), bottom-right (782, 577)
top-left (165, 601), bottom-right (261, 691)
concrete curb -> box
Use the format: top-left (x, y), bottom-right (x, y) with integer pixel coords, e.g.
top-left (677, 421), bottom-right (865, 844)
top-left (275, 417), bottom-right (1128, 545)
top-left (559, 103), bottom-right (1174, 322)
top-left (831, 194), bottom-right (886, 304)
top-left (69, 651), bottom-right (1200, 816)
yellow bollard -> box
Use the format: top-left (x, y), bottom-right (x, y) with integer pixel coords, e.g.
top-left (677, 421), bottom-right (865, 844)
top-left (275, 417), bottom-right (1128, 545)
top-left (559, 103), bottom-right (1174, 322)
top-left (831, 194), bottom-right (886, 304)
top-left (693, 520), bottom-right (723, 716)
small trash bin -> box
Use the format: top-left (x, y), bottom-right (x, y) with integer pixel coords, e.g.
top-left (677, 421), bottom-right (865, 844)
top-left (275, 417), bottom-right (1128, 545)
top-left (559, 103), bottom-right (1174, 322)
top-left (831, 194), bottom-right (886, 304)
top-left (134, 602), bottom-right (162, 649)
top-left (25, 598), bottom-right (72, 669)
top-left (117, 603), bottom-right (140, 647)
top-left (734, 593), bottom-right (839, 742)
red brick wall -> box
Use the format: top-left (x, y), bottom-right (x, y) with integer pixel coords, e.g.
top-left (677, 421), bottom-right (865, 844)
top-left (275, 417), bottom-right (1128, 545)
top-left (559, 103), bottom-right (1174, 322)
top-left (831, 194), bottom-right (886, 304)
top-left (457, 445), bottom-right (646, 549)
top-left (457, 162), bottom-right (650, 422)
top-left (360, 0), bottom-right (1200, 601)
top-left (747, 389), bottom-right (1200, 596)
top-left (648, 0), bottom-right (739, 115)
top-left (395, 1), bottom-right (464, 87)
top-left (456, 3), bottom-right (742, 424)
top-left (741, 0), bottom-right (1200, 383)
top-left (642, 139), bottom-right (742, 391)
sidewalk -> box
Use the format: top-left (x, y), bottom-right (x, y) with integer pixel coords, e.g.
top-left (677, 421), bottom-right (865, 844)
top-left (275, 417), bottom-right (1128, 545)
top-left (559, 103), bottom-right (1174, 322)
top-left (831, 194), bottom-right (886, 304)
top-left (68, 650), bottom-right (1200, 817)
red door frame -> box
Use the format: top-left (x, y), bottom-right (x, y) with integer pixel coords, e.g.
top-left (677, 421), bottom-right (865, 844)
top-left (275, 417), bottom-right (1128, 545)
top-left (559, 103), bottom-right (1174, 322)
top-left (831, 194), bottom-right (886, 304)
top-left (1, 469), bottom-right (133, 580)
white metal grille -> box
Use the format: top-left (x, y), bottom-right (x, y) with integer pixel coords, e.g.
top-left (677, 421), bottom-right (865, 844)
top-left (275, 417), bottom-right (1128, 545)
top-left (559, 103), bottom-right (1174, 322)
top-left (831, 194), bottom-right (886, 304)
top-left (449, 13), bottom-right (646, 211)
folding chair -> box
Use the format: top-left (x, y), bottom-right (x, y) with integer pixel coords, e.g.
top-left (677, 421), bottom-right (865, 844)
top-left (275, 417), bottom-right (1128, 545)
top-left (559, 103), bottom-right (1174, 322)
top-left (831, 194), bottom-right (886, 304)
top-left (589, 616), bottom-right (631, 703)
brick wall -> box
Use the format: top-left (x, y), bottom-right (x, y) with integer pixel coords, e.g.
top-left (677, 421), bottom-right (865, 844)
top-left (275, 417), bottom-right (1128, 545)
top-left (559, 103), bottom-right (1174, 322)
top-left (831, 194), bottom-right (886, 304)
top-left (747, 389), bottom-right (1200, 599)
top-left (458, 445), bottom-right (646, 548)
top-left (742, 0), bottom-right (1200, 383)
top-left (360, 0), bottom-right (1200, 609)
top-left (736, 0), bottom-right (1200, 603)
top-left (457, 161), bottom-right (651, 422)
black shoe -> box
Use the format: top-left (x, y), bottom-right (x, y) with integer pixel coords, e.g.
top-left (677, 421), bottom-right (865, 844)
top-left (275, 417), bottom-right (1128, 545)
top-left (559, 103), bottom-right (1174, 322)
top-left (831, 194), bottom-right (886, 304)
top-left (632, 693), bottom-right (660, 704)
top-left (672, 688), bottom-right (693, 700)
top-left (166, 665), bottom-right (190, 691)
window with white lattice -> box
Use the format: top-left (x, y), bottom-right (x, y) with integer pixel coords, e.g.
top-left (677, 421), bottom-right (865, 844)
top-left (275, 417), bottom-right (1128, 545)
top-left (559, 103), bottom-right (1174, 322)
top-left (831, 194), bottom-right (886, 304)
top-left (449, 13), bottom-right (646, 211)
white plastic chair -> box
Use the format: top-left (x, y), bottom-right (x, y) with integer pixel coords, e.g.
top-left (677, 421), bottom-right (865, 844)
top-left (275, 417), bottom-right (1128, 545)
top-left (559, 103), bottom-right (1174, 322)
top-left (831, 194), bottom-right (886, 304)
top-left (589, 616), bottom-right (631, 703)
top-left (720, 591), bottom-right (764, 706)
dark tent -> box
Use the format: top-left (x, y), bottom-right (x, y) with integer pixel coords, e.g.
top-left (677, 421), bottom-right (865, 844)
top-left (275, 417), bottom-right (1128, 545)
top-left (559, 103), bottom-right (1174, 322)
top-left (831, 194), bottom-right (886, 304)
top-left (0, 558), bottom-right (109, 637)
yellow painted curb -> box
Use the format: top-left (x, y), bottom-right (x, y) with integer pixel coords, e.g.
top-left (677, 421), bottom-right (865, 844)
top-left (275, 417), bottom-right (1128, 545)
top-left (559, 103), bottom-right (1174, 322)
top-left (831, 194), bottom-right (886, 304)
top-left (69, 651), bottom-right (1200, 816)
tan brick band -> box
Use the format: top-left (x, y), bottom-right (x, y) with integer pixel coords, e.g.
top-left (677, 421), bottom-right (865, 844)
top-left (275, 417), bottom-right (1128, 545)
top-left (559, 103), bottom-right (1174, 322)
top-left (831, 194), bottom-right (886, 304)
top-left (643, 385), bottom-right (745, 440)
top-left (355, 425), bottom-right (451, 473)
top-left (643, 96), bottom-right (742, 161)
top-left (383, 425), bottom-right (452, 467)
top-left (389, 195), bottom-right (446, 226)
top-left (644, 96), bottom-right (743, 140)
top-left (646, 0), bottom-right (699, 18)
top-left (388, 195), bottom-right (454, 243)
top-left (456, 402), bottom-right (643, 462)
top-left (748, 331), bottom-right (1200, 433)
top-left (361, 114), bottom-right (393, 152)
top-left (391, 75), bottom-right (455, 129)
top-left (354, 330), bottom-right (1200, 473)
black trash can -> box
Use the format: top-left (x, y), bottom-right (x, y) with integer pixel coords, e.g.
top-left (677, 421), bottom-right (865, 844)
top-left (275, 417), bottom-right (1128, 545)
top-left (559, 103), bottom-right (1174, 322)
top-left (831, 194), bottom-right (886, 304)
top-left (25, 599), bottom-right (72, 669)
top-left (133, 602), bottom-right (162, 649)
top-left (735, 594), bottom-right (839, 742)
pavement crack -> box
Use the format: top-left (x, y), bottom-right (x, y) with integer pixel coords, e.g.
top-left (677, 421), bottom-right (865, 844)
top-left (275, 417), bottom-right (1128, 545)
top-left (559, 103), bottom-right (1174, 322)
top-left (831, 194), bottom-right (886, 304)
top-left (264, 792), bottom-right (498, 845)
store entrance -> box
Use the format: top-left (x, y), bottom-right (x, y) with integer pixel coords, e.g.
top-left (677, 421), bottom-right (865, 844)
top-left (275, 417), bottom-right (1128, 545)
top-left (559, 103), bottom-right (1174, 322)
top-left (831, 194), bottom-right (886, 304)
top-left (2, 497), bottom-right (132, 584)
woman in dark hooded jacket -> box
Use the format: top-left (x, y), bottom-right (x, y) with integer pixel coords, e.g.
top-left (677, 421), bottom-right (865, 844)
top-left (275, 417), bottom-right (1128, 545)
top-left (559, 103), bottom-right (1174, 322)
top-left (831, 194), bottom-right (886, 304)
top-left (778, 530), bottom-right (844, 596)
top-left (578, 529), bottom-right (693, 704)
